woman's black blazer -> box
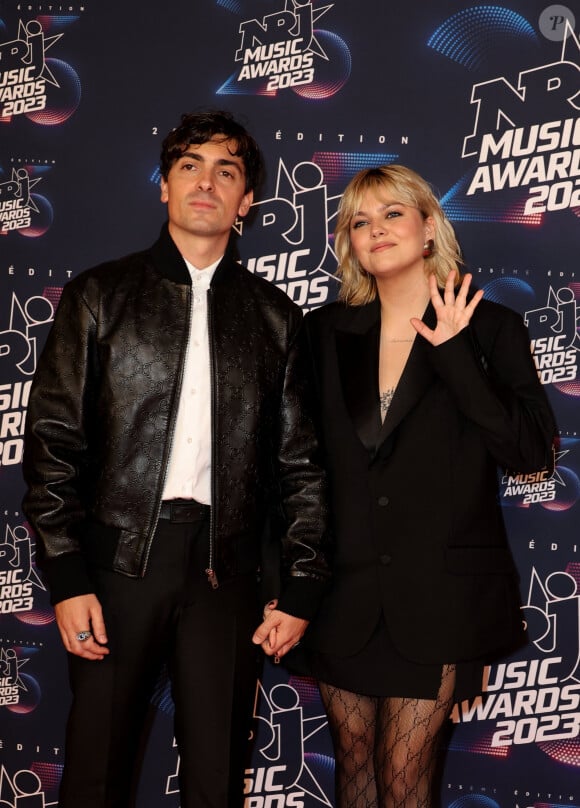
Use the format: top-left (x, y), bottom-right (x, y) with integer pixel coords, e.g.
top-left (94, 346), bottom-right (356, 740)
top-left (303, 296), bottom-right (556, 665)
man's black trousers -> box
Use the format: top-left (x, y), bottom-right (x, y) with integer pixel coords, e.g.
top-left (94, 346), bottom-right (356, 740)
top-left (58, 514), bottom-right (260, 808)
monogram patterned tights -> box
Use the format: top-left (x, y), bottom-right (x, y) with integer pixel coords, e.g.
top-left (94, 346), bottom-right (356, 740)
top-left (319, 665), bottom-right (455, 807)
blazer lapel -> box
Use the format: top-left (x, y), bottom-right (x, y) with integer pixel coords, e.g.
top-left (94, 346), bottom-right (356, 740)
top-left (376, 300), bottom-right (438, 448)
top-left (334, 299), bottom-right (440, 455)
top-left (335, 302), bottom-right (382, 453)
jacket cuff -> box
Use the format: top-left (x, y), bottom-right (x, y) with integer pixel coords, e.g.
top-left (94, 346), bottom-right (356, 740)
top-left (276, 576), bottom-right (328, 621)
top-left (41, 553), bottom-right (94, 606)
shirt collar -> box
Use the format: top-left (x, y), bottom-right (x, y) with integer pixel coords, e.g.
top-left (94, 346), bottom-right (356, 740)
top-left (184, 256), bottom-right (221, 291)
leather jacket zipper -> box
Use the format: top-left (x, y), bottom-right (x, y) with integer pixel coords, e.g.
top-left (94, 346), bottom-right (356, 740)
top-left (205, 286), bottom-right (219, 589)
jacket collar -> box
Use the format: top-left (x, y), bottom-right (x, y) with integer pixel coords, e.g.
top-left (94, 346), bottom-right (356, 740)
top-left (335, 298), bottom-right (438, 456)
top-left (148, 222), bottom-right (237, 286)
top-left (335, 300), bottom-right (382, 454)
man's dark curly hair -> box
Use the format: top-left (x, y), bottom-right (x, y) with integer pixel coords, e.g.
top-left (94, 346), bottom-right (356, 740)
top-left (160, 109), bottom-right (263, 193)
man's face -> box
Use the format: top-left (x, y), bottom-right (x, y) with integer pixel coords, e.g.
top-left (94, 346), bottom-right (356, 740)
top-left (160, 136), bottom-right (253, 246)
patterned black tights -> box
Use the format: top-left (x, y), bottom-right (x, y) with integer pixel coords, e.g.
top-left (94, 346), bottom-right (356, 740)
top-left (319, 665), bottom-right (455, 807)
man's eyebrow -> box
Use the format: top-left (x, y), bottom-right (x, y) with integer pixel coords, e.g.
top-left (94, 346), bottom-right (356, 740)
top-left (178, 151), bottom-right (244, 170)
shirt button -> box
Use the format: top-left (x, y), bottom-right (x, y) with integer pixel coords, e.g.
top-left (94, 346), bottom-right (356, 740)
top-left (378, 496), bottom-right (389, 506)
top-left (187, 437), bottom-right (193, 444)
top-left (379, 554), bottom-right (392, 565)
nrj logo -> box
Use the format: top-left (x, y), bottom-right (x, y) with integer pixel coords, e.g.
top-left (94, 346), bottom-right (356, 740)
top-left (2, 290), bottom-right (56, 377)
top-left (500, 441), bottom-right (571, 511)
top-left (247, 680), bottom-right (333, 807)
top-left (0, 18), bottom-right (80, 124)
top-left (219, 1), bottom-right (350, 98)
top-left (0, 291), bottom-right (56, 467)
top-left (0, 647), bottom-right (28, 707)
top-left (238, 158), bottom-right (340, 311)
top-left (461, 20), bottom-right (580, 217)
top-left (0, 169), bottom-right (42, 234)
top-left (524, 565), bottom-right (580, 686)
top-left (451, 566), bottom-right (580, 756)
top-left (525, 286), bottom-right (580, 388)
top-left (0, 523), bottom-right (45, 613)
top-left (0, 766), bottom-right (53, 806)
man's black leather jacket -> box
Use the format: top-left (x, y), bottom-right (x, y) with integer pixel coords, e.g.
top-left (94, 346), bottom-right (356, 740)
top-left (23, 225), bottom-right (330, 616)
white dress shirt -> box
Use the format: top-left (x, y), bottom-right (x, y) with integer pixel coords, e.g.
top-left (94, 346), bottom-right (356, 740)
top-left (161, 257), bottom-right (219, 504)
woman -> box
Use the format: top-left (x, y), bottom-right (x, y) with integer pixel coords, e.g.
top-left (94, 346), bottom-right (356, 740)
top-left (303, 165), bottom-right (556, 806)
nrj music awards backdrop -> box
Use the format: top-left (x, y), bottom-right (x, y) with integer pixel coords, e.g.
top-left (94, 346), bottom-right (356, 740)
top-left (1, 0), bottom-right (579, 805)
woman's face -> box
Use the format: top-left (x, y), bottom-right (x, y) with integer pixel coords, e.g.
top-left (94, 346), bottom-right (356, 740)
top-left (348, 189), bottom-right (434, 283)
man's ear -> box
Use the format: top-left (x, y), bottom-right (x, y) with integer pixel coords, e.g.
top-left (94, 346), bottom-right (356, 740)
top-left (160, 177), bottom-right (168, 203)
top-left (238, 190), bottom-right (253, 218)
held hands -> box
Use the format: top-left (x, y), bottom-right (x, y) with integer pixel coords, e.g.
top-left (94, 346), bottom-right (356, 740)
top-left (54, 593), bottom-right (109, 660)
top-left (56, 593), bottom-right (307, 662)
top-left (252, 598), bottom-right (308, 663)
top-left (411, 270), bottom-right (483, 346)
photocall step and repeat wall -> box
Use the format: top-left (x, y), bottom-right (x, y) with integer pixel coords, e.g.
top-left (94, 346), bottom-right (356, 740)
top-left (1, 0), bottom-right (579, 805)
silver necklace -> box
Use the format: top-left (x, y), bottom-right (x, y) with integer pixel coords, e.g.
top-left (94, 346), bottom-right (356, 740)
top-left (380, 388), bottom-right (395, 414)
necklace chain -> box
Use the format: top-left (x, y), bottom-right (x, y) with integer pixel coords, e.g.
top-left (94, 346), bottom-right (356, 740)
top-left (380, 387), bottom-right (395, 414)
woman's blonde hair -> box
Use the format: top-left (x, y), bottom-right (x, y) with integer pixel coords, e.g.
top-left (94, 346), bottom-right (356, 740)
top-left (334, 164), bottom-right (463, 305)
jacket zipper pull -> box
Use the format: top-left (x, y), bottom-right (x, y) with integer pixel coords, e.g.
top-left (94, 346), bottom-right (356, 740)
top-left (205, 568), bottom-right (219, 589)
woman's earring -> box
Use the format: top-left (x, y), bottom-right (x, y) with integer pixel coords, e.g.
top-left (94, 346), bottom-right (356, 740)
top-left (422, 239), bottom-right (434, 258)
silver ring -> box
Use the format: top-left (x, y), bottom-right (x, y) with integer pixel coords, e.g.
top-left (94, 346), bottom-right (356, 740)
top-left (75, 630), bottom-right (92, 642)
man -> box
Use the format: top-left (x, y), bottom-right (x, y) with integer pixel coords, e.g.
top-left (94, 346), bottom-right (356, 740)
top-left (22, 109), bottom-right (330, 808)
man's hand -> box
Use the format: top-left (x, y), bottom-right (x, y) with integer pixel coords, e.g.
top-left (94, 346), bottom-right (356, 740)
top-left (252, 599), bottom-right (308, 661)
top-left (54, 594), bottom-right (109, 660)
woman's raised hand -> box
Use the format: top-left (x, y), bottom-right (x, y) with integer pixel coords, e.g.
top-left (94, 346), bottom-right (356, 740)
top-left (411, 270), bottom-right (483, 346)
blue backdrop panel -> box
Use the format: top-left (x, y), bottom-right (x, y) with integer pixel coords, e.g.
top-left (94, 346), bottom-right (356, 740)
top-left (1, 1), bottom-right (579, 806)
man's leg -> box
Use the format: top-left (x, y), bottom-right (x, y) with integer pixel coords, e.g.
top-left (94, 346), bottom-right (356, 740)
top-left (171, 569), bottom-right (260, 808)
top-left (59, 632), bottom-right (164, 807)
top-left (58, 520), bottom-right (193, 808)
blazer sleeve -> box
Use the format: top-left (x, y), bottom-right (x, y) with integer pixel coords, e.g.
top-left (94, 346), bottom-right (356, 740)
top-left (427, 303), bottom-right (557, 474)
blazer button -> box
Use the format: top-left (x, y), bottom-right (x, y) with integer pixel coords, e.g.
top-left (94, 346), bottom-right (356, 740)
top-left (379, 554), bottom-right (392, 565)
top-left (377, 496), bottom-right (389, 506)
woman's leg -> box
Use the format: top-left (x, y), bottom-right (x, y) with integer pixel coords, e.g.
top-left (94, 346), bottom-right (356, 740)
top-left (374, 665), bottom-right (456, 807)
top-left (318, 682), bottom-right (379, 808)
